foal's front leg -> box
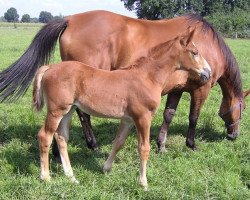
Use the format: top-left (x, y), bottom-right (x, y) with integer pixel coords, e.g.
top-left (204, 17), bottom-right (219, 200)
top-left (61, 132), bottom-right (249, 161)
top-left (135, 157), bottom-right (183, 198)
top-left (103, 119), bottom-right (133, 172)
top-left (134, 114), bottom-right (152, 190)
top-left (157, 91), bottom-right (183, 152)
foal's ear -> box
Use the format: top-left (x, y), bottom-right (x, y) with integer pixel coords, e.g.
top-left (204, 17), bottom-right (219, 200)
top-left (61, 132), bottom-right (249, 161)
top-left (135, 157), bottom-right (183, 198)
top-left (180, 28), bottom-right (195, 47)
top-left (243, 90), bottom-right (250, 98)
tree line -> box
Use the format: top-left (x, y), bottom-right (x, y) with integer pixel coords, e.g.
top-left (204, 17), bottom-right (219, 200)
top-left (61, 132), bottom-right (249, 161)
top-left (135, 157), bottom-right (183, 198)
top-left (1, 7), bottom-right (63, 23)
top-left (121, 0), bottom-right (250, 38)
top-left (1, 1), bottom-right (249, 38)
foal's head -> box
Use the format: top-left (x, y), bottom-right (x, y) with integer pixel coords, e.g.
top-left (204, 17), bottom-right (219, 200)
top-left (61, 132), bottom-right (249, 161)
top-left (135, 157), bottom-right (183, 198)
top-left (176, 30), bottom-right (211, 82)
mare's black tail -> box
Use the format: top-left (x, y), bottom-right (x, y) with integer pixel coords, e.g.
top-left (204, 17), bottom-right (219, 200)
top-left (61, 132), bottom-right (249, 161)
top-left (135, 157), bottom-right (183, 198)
top-left (0, 19), bottom-right (68, 102)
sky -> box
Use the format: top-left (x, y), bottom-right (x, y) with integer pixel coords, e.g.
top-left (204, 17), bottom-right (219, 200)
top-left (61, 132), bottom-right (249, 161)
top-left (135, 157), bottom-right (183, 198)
top-left (0, 0), bottom-right (136, 18)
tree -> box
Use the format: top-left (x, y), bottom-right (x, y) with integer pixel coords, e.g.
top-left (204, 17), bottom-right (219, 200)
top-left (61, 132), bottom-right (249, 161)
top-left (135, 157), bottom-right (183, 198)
top-left (121, 0), bottom-right (203, 19)
top-left (39, 11), bottom-right (53, 23)
top-left (0, 16), bottom-right (7, 22)
top-left (53, 14), bottom-right (64, 20)
top-left (30, 18), bottom-right (39, 23)
top-left (21, 14), bottom-right (31, 23)
top-left (4, 7), bottom-right (19, 22)
top-left (121, 0), bottom-right (249, 19)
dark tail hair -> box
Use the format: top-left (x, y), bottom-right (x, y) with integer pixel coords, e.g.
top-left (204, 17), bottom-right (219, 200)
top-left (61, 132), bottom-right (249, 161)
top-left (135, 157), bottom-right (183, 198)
top-left (0, 19), bottom-right (67, 102)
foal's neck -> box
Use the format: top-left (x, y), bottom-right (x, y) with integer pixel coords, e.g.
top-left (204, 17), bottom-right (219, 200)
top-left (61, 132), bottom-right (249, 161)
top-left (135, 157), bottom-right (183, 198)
top-left (132, 41), bottom-right (178, 87)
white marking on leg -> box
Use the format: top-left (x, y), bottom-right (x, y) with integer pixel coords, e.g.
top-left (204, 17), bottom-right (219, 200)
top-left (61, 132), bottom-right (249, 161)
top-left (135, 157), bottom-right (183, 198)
top-left (139, 159), bottom-right (148, 190)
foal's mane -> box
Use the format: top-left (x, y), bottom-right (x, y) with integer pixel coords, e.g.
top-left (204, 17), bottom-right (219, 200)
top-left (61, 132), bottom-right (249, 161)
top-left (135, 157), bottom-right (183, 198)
top-left (185, 14), bottom-right (243, 98)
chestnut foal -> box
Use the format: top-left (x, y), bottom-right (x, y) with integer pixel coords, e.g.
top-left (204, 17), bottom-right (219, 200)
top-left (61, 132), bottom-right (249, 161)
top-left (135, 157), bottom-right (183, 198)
top-left (33, 32), bottom-right (211, 189)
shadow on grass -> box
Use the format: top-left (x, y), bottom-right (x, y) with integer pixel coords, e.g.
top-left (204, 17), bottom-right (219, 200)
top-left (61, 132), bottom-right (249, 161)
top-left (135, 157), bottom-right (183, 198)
top-left (0, 119), bottom-right (225, 175)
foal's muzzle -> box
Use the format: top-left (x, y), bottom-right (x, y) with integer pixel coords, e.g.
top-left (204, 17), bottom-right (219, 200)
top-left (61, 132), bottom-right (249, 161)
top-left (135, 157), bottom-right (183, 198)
top-left (200, 68), bottom-right (211, 82)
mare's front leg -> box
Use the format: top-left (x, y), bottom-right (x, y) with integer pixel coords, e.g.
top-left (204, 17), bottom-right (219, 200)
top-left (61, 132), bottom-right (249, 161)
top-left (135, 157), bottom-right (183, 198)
top-left (157, 91), bottom-right (183, 152)
top-left (134, 113), bottom-right (152, 190)
top-left (76, 109), bottom-right (98, 150)
top-left (186, 86), bottom-right (210, 150)
top-left (103, 119), bottom-right (133, 172)
top-left (54, 107), bottom-right (79, 183)
top-left (38, 113), bottom-right (63, 181)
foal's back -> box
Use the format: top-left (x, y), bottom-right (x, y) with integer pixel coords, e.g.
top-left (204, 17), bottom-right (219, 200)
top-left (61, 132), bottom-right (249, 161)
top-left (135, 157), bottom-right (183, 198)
top-left (40, 61), bottom-right (160, 119)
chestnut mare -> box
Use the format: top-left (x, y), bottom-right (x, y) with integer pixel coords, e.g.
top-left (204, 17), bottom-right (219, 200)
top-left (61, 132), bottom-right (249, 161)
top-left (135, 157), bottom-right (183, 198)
top-left (0, 11), bottom-right (249, 155)
top-left (33, 33), bottom-right (211, 188)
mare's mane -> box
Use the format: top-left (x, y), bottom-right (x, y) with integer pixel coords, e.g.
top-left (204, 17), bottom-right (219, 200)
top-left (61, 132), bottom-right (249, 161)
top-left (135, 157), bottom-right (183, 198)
top-left (185, 14), bottom-right (243, 98)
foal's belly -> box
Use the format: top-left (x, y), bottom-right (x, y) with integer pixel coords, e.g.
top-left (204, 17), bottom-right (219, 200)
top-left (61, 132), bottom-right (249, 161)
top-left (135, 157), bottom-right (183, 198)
top-left (74, 97), bottom-right (127, 119)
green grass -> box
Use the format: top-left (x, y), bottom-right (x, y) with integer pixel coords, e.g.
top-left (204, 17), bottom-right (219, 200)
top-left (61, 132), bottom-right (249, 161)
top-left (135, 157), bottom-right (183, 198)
top-left (0, 25), bottom-right (249, 199)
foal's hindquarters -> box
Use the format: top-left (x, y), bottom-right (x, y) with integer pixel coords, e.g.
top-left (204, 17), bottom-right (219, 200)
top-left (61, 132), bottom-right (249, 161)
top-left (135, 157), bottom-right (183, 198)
top-left (34, 62), bottom-right (161, 188)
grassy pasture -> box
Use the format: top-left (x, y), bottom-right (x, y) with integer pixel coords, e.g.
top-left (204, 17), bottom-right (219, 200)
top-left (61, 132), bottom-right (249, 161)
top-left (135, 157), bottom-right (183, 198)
top-left (0, 23), bottom-right (249, 199)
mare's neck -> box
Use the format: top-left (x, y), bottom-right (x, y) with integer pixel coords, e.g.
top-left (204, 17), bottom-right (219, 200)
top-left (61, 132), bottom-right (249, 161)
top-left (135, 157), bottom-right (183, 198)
top-left (218, 75), bottom-right (243, 107)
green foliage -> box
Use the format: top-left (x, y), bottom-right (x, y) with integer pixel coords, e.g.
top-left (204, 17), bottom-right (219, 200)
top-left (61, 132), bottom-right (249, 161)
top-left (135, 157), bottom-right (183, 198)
top-left (4, 7), bottom-right (19, 22)
top-left (53, 14), bottom-right (64, 21)
top-left (21, 14), bottom-right (31, 23)
top-left (206, 8), bottom-right (250, 38)
top-left (0, 24), bottom-right (249, 199)
top-left (121, 0), bottom-right (250, 38)
top-left (30, 18), bottom-right (39, 23)
top-left (0, 16), bottom-right (7, 22)
top-left (39, 11), bottom-right (53, 23)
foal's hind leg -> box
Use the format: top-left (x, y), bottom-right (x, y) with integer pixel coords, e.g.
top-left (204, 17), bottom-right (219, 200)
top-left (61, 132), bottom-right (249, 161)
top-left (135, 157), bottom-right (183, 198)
top-left (52, 109), bottom-right (97, 162)
top-left (38, 113), bottom-right (63, 181)
top-left (157, 91), bottom-right (182, 152)
top-left (76, 109), bottom-right (98, 150)
top-left (54, 107), bottom-right (79, 183)
top-left (103, 119), bottom-right (133, 172)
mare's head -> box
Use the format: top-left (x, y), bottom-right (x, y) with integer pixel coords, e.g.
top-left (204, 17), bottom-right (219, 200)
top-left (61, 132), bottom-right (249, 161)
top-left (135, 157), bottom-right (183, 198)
top-left (176, 30), bottom-right (211, 82)
top-left (219, 90), bottom-right (250, 139)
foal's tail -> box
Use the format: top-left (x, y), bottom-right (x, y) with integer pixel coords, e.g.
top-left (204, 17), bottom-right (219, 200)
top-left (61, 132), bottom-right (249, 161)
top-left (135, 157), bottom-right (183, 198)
top-left (0, 19), bottom-right (68, 102)
top-left (33, 66), bottom-right (50, 112)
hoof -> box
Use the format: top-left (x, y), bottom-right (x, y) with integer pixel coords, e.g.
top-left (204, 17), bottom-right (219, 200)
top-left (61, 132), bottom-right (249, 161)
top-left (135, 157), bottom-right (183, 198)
top-left (158, 145), bottom-right (166, 153)
top-left (40, 175), bottom-right (51, 182)
top-left (70, 176), bottom-right (79, 184)
top-left (86, 141), bottom-right (99, 151)
top-left (103, 164), bottom-right (112, 174)
top-left (139, 180), bottom-right (148, 191)
top-left (186, 141), bottom-right (197, 151)
top-left (227, 132), bottom-right (238, 141)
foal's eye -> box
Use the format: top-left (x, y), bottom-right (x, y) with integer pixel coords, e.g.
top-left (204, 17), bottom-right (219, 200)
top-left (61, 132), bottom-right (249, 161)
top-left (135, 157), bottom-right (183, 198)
top-left (191, 50), bottom-right (198, 56)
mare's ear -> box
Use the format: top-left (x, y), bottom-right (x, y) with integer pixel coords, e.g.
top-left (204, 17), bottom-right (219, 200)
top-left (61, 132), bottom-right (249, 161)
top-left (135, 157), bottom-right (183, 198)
top-left (180, 28), bottom-right (195, 47)
top-left (243, 90), bottom-right (250, 98)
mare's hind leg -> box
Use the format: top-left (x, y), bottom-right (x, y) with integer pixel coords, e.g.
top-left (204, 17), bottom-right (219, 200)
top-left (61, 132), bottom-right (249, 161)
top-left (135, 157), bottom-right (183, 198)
top-left (157, 91), bottom-right (182, 152)
top-left (76, 109), bottom-right (98, 150)
top-left (38, 113), bottom-right (64, 181)
top-left (186, 87), bottom-right (209, 150)
top-left (54, 107), bottom-right (79, 183)
top-left (103, 118), bottom-right (133, 172)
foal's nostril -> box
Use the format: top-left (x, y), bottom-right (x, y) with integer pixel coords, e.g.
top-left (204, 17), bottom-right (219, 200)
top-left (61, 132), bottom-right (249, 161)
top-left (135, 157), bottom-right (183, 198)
top-left (200, 68), bottom-right (211, 82)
